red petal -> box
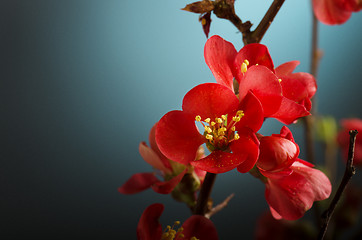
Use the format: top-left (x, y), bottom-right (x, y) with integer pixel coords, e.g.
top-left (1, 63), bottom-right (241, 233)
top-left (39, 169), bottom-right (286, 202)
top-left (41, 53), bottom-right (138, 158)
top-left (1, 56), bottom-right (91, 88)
top-left (236, 91), bottom-right (264, 133)
top-left (151, 168), bottom-right (187, 194)
top-left (137, 203), bottom-right (164, 240)
top-left (149, 123), bottom-right (172, 171)
top-left (180, 215), bottom-right (219, 240)
top-left (232, 128), bottom-right (260, 173)
top-left (182, 83), bottom-right (239, 120)
top-left (156, 110), bottom-right (205, 165)
top-left (191, 150), bottom-right (244, 173)
top-left (275, 61), bottom-right (300, 76)
top-left (139, 142), bottom-right (171, 174)
top-left (239, 65), bottom-right (282, 117)
top-left (269, 97), bottom-right (310, 125)
top-left (118, 173), bottom-right (160, 194)
top-left (234, 43), bottom-right (274, 83)
top-left (256, 136), bottom-right (299, 172)
top-left (204, 35), bottom-right (237, 90)
top-left (312, 0), bottom-right (352, 25)
top-left (259, 167), bottom-right (293, 179)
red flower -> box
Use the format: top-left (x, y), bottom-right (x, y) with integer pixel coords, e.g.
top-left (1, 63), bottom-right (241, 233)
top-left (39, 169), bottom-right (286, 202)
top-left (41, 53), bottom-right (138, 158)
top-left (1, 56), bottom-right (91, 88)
top-left (156, 83), bottom-right (264, 174)
top-left (312, 0), bottom-right (362, 25)
top-left (337, 118), bottom-right (362, 166)
top-left (137, 203), bottom-right (218, 240)
top-left (256, 126), bottom-right (300, 177)
top-left (204, 35), bottom-right (316, 124)
top-left (264, 160), bottom-right (332, 220)
top-left (119, 124), bottom-right (205, 195)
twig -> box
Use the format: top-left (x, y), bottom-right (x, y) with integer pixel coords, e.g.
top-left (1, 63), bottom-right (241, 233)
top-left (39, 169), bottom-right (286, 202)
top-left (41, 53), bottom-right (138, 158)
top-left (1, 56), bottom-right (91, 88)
top-left (318, 130), bottom-right (358, 240)
top-left (193, 172), bottom-right (217, 215)
top-left (244, 0), bottom-right (285, 44)
top-left (205, 193), bottom-right (235, 219)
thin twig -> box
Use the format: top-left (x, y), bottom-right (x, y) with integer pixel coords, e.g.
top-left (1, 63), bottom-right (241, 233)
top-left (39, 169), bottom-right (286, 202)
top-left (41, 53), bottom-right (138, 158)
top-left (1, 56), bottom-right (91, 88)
top-left (205, 193), bottom-right (235, 219)
top-left (244, 0), bottom-right (285, 44)
top-left (318, 130), bottom-right (358, 240)
top-left (193, 172), bottom-right (217, 215)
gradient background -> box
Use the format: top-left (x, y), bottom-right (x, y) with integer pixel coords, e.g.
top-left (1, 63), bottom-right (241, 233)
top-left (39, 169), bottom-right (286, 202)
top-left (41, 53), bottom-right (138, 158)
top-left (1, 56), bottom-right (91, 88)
top-left (1, 0), bottom-right (361, 239)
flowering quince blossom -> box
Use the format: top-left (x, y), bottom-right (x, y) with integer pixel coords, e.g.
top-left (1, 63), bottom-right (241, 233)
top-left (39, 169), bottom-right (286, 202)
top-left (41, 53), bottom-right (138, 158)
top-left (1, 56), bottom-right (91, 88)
top-left (312, 0), bottom-right (362, 25)
top-left (156, 82), bottom-right (264, 174)
top-left (119, 124), bottom-right (206, 195)
top-left (253, 126), bottom-right (331, 220)
top-left (337, 118), bottom-right (362, 166)
top-left (204, 35), bottom-right (317, 124)
top-left (137, 203), bottom-right (218, 240)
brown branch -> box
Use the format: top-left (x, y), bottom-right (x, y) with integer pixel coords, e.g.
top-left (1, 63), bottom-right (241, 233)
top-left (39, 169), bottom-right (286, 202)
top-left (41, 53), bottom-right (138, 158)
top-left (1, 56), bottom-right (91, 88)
top-left (244, 0), bottom-right (285, 44)
top-left (205, 193), bottom-right (235, 219)
top-left (193, 172), bottom-right (217, 215)
top-left (318, 130), bottom-right (358, 240)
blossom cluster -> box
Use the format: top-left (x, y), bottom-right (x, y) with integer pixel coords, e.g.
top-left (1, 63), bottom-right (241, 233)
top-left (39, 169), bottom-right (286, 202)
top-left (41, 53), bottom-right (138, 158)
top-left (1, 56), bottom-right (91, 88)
top-left (120, 35), bottom-right (333, 238)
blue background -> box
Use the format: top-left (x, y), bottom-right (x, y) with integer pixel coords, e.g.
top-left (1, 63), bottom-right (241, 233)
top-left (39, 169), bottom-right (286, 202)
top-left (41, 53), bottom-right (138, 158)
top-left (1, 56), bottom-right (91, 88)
top-left (1, 0), bottom-right (361, 239)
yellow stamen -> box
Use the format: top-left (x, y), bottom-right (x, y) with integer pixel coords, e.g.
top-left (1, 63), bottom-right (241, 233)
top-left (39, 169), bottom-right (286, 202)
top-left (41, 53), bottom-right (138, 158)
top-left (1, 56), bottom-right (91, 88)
top-left (204, 118), bottom-right (210, 123)
top-left (216, 118), bottom-right (223, 124)
top-left (278, 78), bottom-right (282, 83)
top-left (241, 62), bottom-right (248, 73)
top-left (236, 110), bottom-right (244, 117)
top-left (232, 116), bottom-right (241, 122)
top-left (221, 115), bottom-right (227, 120)
top-left (234, 133), bottom-right (240, 140)
top-left (206, 134), bottom-right (213, 140)
top-left (244, 59), bottom-right (250, 66)
top-left (211, 121), bottom-right (216, 126)
top-left (231, 126), bottom-right (236, 131)
top-left (195, 115), bottom-right (201, 121)
top-left (205, 126), bottom-right (212, 133)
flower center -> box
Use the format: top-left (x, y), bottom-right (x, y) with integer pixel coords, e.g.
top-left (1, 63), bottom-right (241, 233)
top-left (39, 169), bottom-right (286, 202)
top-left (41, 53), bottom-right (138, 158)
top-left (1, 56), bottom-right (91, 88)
top-left (161, 221), bottom-right (199, 240)
top-left (195, 111), bottom-right (244, 151)
top-left (240, 59), bottom-right (249, 73)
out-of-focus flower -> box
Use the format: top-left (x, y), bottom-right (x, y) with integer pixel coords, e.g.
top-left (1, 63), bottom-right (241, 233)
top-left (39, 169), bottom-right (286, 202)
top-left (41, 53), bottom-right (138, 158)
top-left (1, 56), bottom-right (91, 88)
top-left (137, 203), bottom-right (219, 240)
top-left (337, 118), bottom-right (362, 166)
top-left (156, 82), bottom-right (264, 174)
top-left (312, 0), bottom-right (362, 25)
top-left (119, 124), bottom-right (205, 199)
top-left (204, 35), bottom-right (316, 124)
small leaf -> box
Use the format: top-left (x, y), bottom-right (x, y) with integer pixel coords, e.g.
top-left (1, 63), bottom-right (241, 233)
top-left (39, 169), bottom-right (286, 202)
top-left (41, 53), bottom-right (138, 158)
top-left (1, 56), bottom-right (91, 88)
top-left (182, 0), bottom-right (214, 14)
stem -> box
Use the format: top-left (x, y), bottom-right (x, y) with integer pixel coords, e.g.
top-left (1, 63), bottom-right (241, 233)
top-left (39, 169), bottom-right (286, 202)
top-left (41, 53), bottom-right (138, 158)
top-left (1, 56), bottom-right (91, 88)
top-left (244, 0), bottom-right (285, 44)
top-left (193, 172), bottom-right (217, 215)
top-left (205, 193), bottom-right (234, 219)
top-left (318, 130), bottom-right (358, 240)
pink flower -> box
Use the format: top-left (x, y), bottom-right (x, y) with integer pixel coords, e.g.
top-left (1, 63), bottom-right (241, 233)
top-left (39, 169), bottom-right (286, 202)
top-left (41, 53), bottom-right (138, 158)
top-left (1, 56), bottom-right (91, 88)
top-left (264, 160), bottom-right (332, 220)
top-left (337, 118), bottom-right (362, 166)
top-left (156, 83), bottom-right (264, 174)
top-left (204, 35), bottom-right (316, 124)
top-left (137, 203), bottom-right (218, 240)
top-left (312, 0), bottom-right (362, 25)
top-left (119, 124), bottom-right (205, 195)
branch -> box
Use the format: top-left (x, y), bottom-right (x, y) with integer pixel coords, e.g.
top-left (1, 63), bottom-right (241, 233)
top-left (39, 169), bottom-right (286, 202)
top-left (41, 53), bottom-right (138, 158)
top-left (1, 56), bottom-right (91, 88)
top-left (193, 172), bottom-right (217, 215)
top-left (318, 130), bottom-right (358, 240)
top-left (205, 193), bottom-right (235, 219)
top-left (244, 0), bottom-right (285, 44)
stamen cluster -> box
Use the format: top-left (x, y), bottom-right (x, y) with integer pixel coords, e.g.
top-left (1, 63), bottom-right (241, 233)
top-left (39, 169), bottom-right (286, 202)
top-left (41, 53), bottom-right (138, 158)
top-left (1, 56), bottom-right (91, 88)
top-left (195, 110), bottom-right (244, 151)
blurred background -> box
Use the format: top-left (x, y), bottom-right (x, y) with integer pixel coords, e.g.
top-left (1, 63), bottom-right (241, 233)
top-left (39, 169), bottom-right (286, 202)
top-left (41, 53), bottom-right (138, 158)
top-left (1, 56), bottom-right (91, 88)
top-left (1, 0), bottom-right (361, 239)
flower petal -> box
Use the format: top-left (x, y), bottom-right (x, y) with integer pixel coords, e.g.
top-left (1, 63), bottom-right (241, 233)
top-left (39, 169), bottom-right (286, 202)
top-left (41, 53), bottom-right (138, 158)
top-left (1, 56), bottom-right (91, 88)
top-left (151, 168), bottom-right (188, 194)
top-left (269, 97), bottom-right (310, 125)
top-left (149, 123), bottom-right (172, 171)
top-left (312, 0), bottom-right (352, 25)
top-left (182, 83), bottom-right (239, 120)
top-left (204, 35), bottom-right (237, 90)
top-left (180, 215), bottom-right (219, 240)
top-left (139, 142), bottom-right (171, 174)
top-left (236, 90), bottom-right (264, 133)
top-left (234, 43), bottom-right (274, 83)
top-left (118, 173), bottom-right (160, 194)
top-left (191, 150), bottom-right (244, 173)
top-left (156, 110), bottom-right (205, 165)
top-left (137, 203), bottom-right (164, 240)
top-left (275, 60), bottom-right (300, 76)
top-left (239, 65), bottom-right (282, 117)
top-left (233, 128), bottom-right (260, 173)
